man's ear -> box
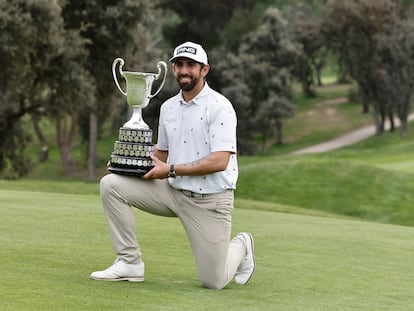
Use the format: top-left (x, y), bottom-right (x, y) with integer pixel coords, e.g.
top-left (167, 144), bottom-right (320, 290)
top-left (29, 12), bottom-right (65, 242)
top-left (201, 64), bottom-right (210, 77)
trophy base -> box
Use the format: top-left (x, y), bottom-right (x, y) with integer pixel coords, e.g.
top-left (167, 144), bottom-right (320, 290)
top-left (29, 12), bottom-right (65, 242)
top-left (108, 165), bottom-right (153, 177)
top-left (109, 154), bottom-right (154, 177)
top-left (108, 127), bottom-right (155, 177)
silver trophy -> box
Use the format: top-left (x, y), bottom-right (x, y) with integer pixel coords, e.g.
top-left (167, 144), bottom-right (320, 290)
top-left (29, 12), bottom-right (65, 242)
top-left (108, 58), bottom-right (167, 176)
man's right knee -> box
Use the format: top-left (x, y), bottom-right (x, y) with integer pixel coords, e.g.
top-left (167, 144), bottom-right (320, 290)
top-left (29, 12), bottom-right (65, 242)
top-left (100, 174), bottom-right (119, 199)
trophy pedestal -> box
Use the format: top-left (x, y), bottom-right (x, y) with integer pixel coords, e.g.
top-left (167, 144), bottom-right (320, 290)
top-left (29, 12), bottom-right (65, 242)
top-left (108, 127), bottom-right (155, 177)
top-left (108, 166), bottom-right (152, 177)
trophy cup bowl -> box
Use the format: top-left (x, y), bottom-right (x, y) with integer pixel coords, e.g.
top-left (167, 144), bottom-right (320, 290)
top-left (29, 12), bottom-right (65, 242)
top-left (108, 58), bottom-right (167, 176)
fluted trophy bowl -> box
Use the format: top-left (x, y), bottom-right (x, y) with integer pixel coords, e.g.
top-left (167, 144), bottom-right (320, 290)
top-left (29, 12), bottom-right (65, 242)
top-left (108, 58), bottom-right (167, 176)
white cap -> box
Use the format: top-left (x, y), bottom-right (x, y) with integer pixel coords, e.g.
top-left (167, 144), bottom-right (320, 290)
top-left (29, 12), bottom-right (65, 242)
top-left (169, 41), bottom-right (208, 65)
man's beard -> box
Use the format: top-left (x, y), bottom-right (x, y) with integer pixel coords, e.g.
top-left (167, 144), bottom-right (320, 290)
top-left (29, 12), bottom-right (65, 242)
top-left (177, 74), bottom-right (199, 92)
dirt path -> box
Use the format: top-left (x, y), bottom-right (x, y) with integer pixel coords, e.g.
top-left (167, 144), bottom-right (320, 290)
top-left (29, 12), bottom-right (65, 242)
top-left (291, 114), bottom-right (414, 155)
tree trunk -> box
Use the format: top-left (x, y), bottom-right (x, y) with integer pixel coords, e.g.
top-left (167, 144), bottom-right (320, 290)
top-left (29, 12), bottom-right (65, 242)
top-left (337, 59), bottom-right (349, 83)
top-left (388, 112), bottom-right (394, 132)
top-left (31, 114), bottom-right (46, 144)
top-left (380, 111), bottom-right (386, 133)
top-left (87, 110), bottom-right (98, 181)
top-left (362, 101), bottom-right (370, 114)
top-left (373, 109), bottom-right (382, 135)
top-left (32, 114), bottom-right (49, 162)
top-left (56, 113), bottom-right (78, 176)
top-left (400, 116), bottom-right (408, 137)
top-left (398, 97), bottom-right (411, 137)
top-left (275, 118), bottom-right (283, 145)
top-left (315, 67), bottom-right (323, 86)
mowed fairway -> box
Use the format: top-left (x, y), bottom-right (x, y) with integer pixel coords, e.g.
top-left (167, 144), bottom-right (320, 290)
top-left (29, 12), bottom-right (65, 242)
top-left (1, 187), bottom-right (414, 310)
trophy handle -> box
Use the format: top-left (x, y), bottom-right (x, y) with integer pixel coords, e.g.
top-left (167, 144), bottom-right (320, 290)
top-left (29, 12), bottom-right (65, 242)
top-left (149, 61), bottom-right (168, 99)
top-left (112, 58), bottom-right (127, 96)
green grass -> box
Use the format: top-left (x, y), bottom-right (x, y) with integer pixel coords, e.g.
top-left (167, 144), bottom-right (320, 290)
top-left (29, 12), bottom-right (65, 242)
top-left (237, 155), bottom-right (414, 226)
top-left (1, 187), bottom-right (414, 310)
top-left (236, 129), bottom-right (414, 227)
top-left (326, 129), bottom-right (414, 171)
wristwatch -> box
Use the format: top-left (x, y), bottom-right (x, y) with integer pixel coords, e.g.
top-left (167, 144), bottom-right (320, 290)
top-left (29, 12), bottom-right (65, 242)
top-left (168, 164), bottom-right (176, 178)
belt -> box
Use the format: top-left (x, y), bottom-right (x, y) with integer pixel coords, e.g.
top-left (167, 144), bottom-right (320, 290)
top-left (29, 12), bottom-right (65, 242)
top-left (181, 189), bottom-right (228, 198)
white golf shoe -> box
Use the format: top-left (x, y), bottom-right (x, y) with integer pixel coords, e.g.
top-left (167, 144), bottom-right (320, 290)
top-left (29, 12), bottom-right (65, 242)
top-left (90, 259), bottom-right (144, 282)
top-left (235, 232), bottom-right (255, 285)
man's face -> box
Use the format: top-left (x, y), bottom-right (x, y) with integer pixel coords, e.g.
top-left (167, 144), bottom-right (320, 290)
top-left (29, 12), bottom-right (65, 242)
top-left (173, 58), bottom-right (204, 92)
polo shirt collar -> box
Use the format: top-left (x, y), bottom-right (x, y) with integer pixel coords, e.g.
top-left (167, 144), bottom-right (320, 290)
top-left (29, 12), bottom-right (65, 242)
top-left (179, 82), bottom-right (210, 106)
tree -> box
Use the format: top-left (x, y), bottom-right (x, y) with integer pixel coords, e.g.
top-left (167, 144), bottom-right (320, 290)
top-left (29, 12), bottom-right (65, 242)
top-left (0, 0), bottom-right (89, 177)
top-left (214, 51), bottom-right (255, 154)
top-left (285, 1), bottom-right (327, 96)
top-left (373, 18), bottom-right (414, 136)
top-left (43, 32), bottom-right (94, 176)
top-left (214, 8), bottom-right (297, 154)
top-left (159, 0), bottom-right (248, 49)
top-left (320, 0), bottom-right (413, 135)
top-left (61, 0), bottom-right (151, 180)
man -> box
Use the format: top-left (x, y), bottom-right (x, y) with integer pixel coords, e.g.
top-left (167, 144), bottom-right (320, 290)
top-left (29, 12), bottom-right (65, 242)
top-left (90, 42), bottom-right (255, 289)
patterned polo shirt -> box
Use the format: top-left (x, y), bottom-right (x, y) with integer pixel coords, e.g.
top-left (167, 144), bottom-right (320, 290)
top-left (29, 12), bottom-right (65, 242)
top-left (157, 83), bottom-right (238, 194)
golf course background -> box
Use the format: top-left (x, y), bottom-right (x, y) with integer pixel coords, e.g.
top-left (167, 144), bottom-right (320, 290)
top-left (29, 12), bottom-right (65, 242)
top-left (1, 84), bottom-right (414, 310)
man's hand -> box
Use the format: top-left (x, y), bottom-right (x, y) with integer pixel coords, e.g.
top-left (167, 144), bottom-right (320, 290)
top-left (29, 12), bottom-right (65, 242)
top-left (142, 155), bottom-right (169, 179)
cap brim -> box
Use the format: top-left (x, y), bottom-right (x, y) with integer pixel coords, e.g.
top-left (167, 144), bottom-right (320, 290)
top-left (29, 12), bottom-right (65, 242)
top-left (169, 54), bottom-right (204, 64)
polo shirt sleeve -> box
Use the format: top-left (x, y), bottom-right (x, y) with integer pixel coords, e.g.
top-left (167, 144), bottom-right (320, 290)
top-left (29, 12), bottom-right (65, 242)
top-left (157, 105), bottom-right (169, 151)
top-left (209, 98), bottom-right (237, 154)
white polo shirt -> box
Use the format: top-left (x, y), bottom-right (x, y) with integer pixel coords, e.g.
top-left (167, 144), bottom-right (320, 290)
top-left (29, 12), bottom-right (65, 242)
top-left (157, 83), bottom-right (238, 194)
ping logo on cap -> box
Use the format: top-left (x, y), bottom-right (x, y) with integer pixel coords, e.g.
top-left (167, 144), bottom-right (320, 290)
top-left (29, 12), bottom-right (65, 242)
top-left (177, 46), bottom-right (197, 55)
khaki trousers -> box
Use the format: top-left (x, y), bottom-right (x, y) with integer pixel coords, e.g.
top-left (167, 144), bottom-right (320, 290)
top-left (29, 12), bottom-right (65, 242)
top-left (99, 173), bottom-right (246, 289)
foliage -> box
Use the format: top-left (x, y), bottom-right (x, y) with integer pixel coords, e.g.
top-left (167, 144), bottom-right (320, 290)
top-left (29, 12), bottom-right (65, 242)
top-left (0, 0), bottom-right (153, 178)
top-left (219, 3), bottom-right (269, 49)
top-left (0, 0), bottom-right (88, 177)
top-left (321, 0), bottom-right (414, 136)
top-left (214, 8), bottom-right (297, 154)
top-left (62, 0), bottom-right (152, 179)
top-left (285, 1), bottom-right (327, 96)
top-left (159, 0), bottom-right (249, 49)
top-left (62, 0), bottom-right (151, 114)
top-left (373, 17), bottom-right (414, 136)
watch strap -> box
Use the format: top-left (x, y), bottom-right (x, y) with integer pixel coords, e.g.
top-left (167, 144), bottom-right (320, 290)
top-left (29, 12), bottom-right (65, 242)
top-left (168, 164), bottom-right (176, 178)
